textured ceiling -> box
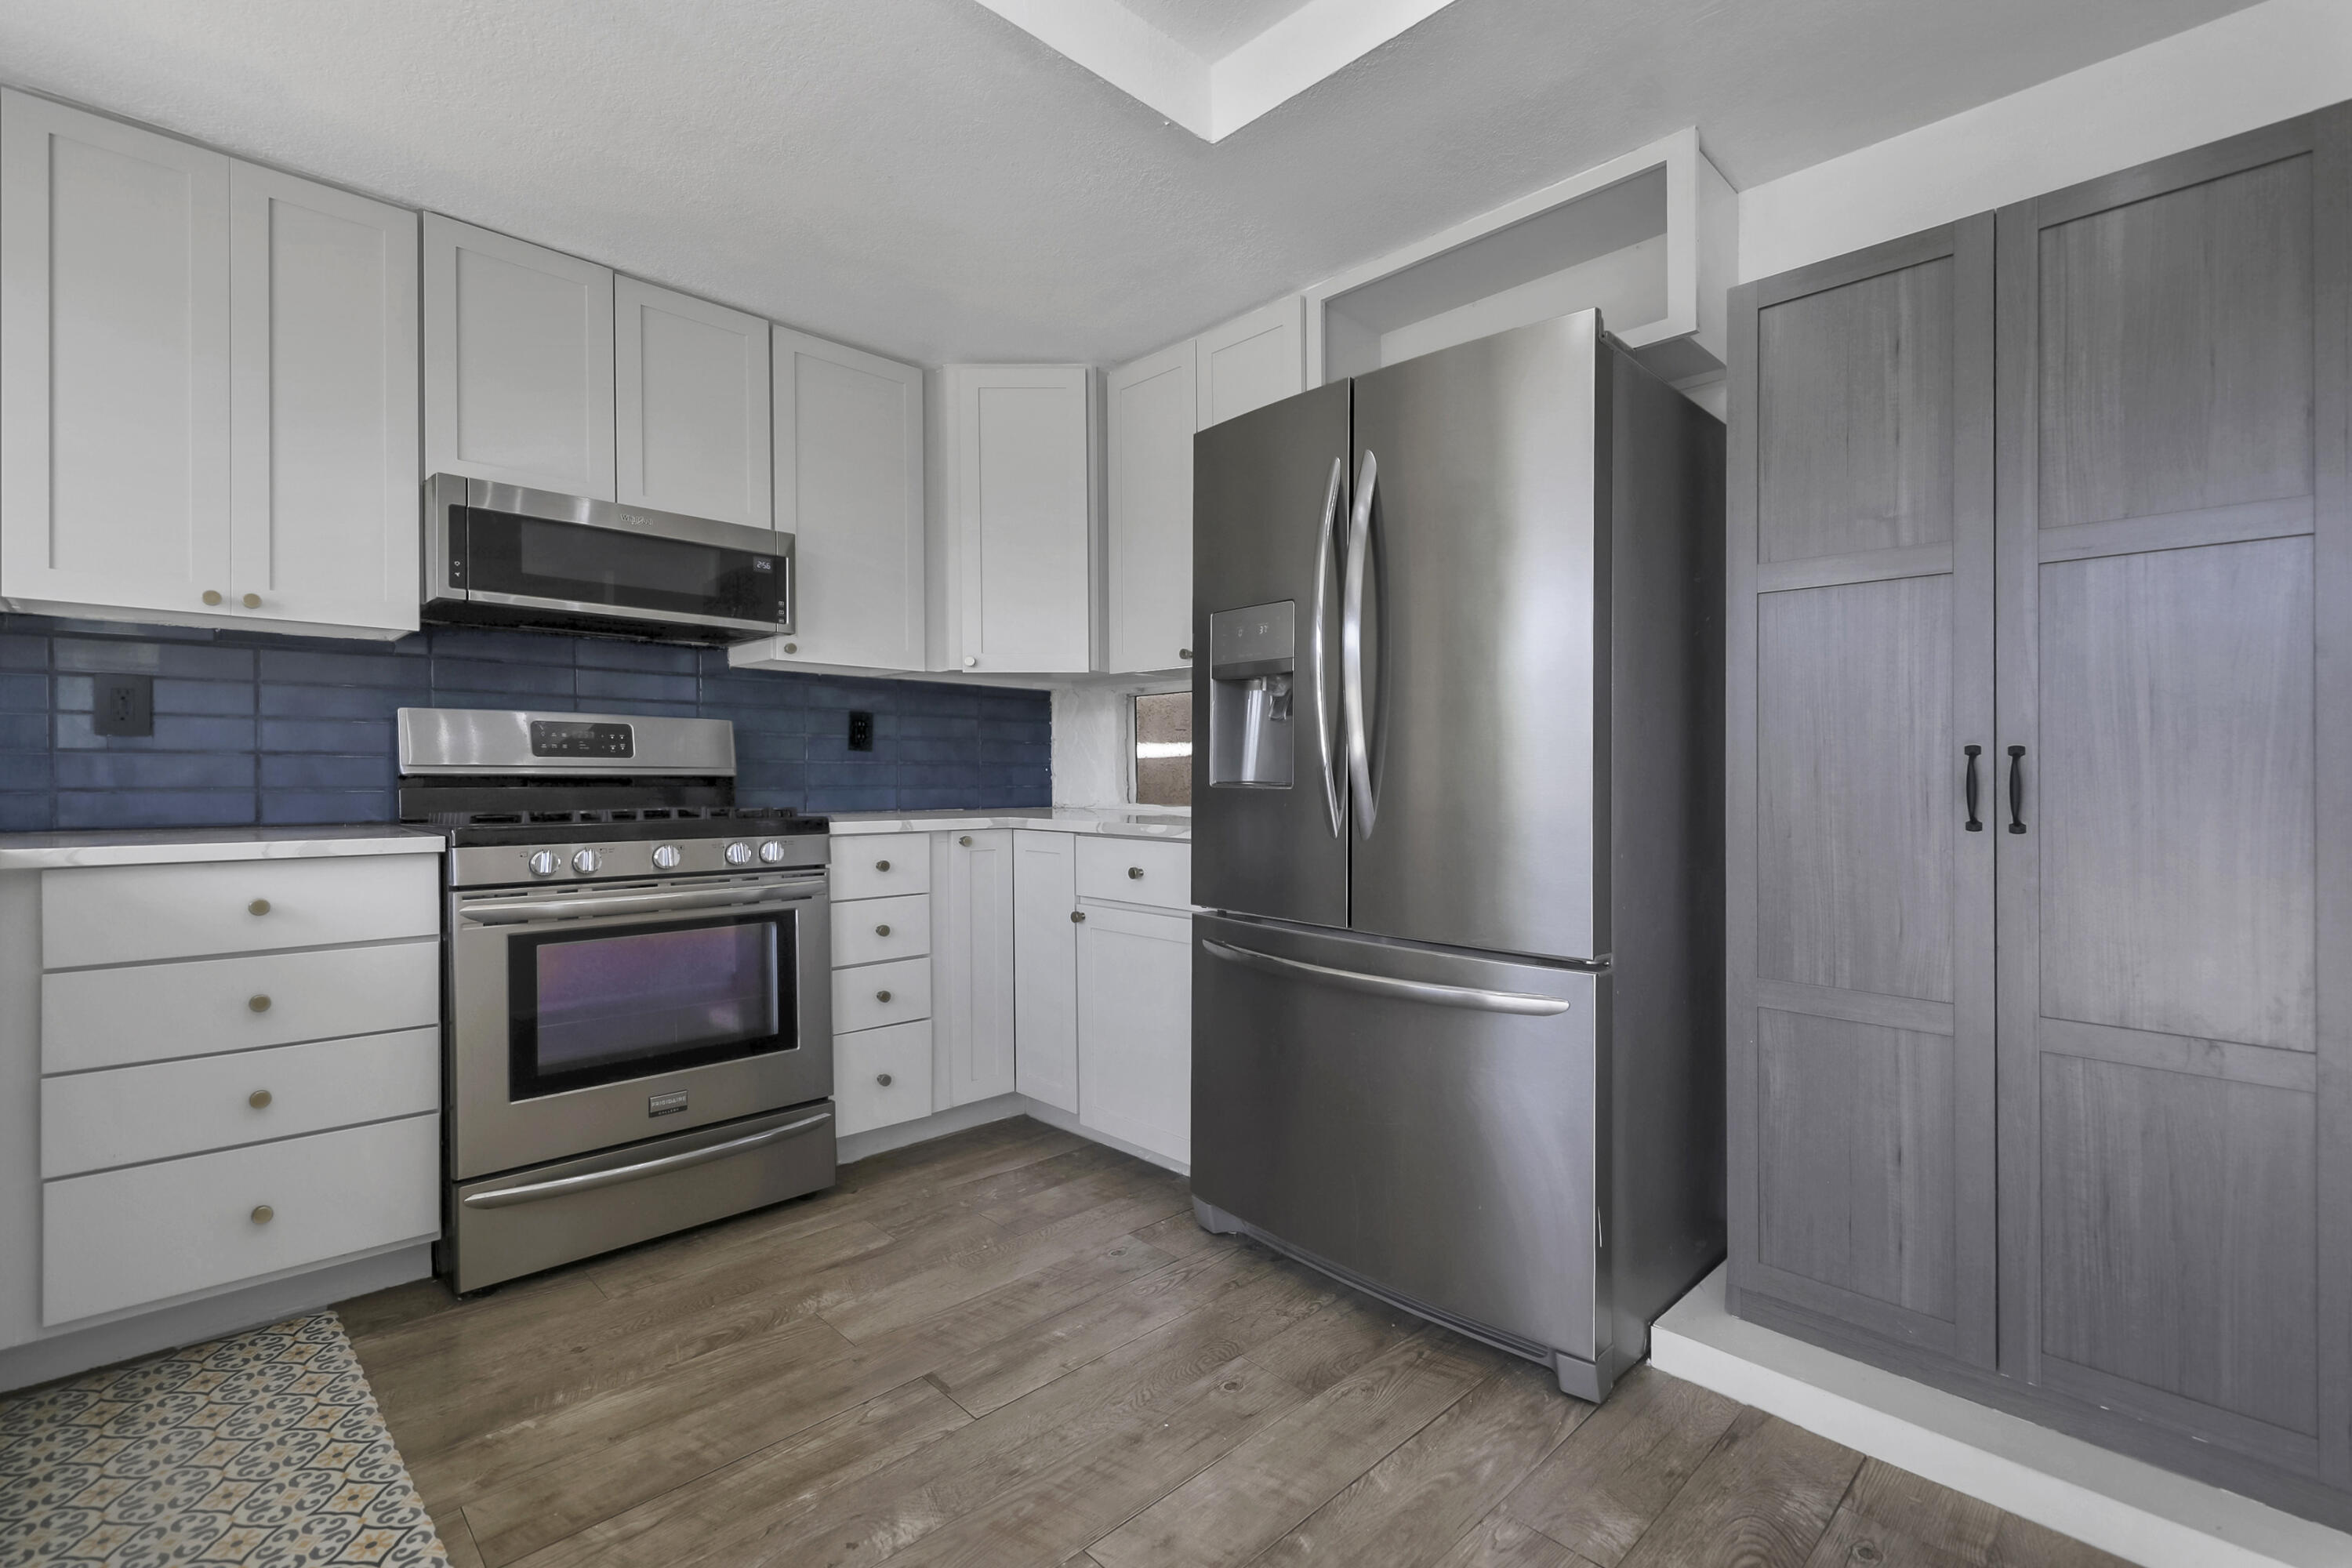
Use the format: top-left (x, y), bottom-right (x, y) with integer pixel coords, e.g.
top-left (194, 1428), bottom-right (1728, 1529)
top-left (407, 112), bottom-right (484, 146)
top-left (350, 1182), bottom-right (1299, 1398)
top-left (1119, 0), bottom-right (1323, 59)
top-left (0, 0), bottom-right (2259, 367)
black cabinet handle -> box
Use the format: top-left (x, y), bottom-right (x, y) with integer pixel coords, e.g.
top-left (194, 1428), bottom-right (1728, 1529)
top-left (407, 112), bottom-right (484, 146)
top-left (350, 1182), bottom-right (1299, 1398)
top-left (1963, 746), bottom-right (1983, 832)
top-left (2006, 746), bottom-right (2026, 834)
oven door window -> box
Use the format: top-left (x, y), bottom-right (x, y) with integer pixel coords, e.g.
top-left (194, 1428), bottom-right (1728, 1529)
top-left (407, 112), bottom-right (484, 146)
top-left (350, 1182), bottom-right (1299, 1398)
top-left (463, 507), bottom-right (783, 623)
top-left (509, 912), bottom-right (797, 1099)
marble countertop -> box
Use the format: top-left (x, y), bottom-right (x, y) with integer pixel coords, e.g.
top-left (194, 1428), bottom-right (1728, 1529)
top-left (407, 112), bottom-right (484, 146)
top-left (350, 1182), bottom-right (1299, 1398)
top-left (826, 808), bottom-right (1191, 841)
top-left (0, 824), bottom-right (446, 870)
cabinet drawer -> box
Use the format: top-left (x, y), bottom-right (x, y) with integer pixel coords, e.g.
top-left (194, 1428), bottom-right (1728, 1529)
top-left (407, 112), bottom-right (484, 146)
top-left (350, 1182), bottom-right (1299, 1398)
top-left (42, 1027), bottom-right (439, 1178)
top-left (832, 955), bottom-right (931, 1034)
top-left (830, 840), bottom-right (931, 901)
top-left (1076, 837), bottom-right (1191, 911)
top-left (43, 1112), bottom-right (439, 1325)
top-left (832, 894), bottom-right (931, 968)
top-left (833, 1020), bottom-right (934, 1137)
top-left (42, 855), bottom-right (438, 968)
top-left (43, 941), bottom-right (440, 1073)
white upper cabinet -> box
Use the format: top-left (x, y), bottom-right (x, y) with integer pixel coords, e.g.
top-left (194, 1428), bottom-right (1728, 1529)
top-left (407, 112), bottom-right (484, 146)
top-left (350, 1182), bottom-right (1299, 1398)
top-left (1195, 298), bottom-right (1304, 430)
top-left (227, 164), bottom-right (419, 634)
top-left (424, 213), bottom-right (615, 499)
top-left (1106, 342), bottom-right (1196, 674)
top-left (615, 277), bottom-right (770, 526)
top-left (938, 365), bottom-right (1093, 674)
top-left (1, 90), bottom-right (231, 624)
top-left (766, 328), bottom-right (924, 670)
top-left (1, 90), bottom-right (419, 638)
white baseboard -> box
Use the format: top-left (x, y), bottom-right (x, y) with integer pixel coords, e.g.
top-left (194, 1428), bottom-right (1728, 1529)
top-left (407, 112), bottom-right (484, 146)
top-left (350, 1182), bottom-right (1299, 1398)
top-left (1651, 1265), bottom-right (2352, 1568)
top-left (833, 1094), bottom-right (1189, 1178)
top-left (0, 1242), bottom-right (433, 1394)
top-left (1017, 1098), bottom-right (1188, 1176)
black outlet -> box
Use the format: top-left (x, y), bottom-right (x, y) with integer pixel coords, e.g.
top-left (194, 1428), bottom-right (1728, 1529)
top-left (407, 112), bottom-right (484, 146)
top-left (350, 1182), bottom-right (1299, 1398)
top-left (847, 710), bottom-right (875, 752)
top-left (92, 672), bottom-right (154, 738)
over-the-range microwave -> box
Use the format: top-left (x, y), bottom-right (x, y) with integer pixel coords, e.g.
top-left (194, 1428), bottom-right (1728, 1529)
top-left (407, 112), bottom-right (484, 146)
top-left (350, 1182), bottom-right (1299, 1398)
top-left (422, 474), bottom-right (794, 644)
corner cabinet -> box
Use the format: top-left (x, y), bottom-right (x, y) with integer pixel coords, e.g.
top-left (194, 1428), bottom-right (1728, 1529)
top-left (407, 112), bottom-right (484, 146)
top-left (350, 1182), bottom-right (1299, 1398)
top-left (1727, 103), bottom-right (2352, 1526)
top-left (1, 90), bottom-right (420, 637)
top-left (935, 365), bottom-right (1094, 674)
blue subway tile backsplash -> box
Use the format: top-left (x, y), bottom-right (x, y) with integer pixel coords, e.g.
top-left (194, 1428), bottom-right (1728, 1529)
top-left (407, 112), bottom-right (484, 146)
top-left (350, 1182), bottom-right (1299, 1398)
top-left (0, 613), bottom-right (1052, 833)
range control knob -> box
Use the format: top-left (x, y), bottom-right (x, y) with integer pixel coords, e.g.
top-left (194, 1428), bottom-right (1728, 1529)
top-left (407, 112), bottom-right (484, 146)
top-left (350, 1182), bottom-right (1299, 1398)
top-left (724, 841), bottom-right (754, 866)
top-left (651, 844), bottom-right (683, 871)
top-left (572, 848), bottom-right (601, 875)
top-left (528, 850), bottom-right (559, 877)
top-left (757, 840), bottom-right (786, 864)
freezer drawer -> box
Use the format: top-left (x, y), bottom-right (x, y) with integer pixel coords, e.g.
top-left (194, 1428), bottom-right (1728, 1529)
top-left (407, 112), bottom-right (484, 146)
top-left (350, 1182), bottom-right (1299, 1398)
top-left (1190, 911), bottom-right (1601, 1364)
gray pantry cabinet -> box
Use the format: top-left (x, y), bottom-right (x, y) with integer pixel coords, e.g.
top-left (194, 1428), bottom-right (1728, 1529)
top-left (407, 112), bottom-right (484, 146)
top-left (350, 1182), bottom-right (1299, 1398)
top-left (1726, 103), bottom-right (2352, 1526)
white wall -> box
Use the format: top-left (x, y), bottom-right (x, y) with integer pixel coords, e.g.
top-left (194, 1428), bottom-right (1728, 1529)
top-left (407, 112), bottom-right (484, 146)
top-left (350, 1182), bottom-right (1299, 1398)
top-left (1737, 0), bottom-right (2352, 282)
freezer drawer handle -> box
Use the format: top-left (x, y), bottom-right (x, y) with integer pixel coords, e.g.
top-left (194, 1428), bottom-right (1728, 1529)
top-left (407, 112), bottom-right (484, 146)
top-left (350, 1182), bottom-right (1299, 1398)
top-left (1200, 938), bottom-right (1572, 1016)
top-left (1311, 455), bottom-right (1345, 837)
top-left (459, 1112), bottom-right (833, 1210)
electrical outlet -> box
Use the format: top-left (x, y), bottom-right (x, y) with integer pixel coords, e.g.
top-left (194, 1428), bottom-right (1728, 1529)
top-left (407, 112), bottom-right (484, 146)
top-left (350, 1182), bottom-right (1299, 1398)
top-left (847, 710), bottom-right (875, 752)
top-left (92, 672), bottom-right (154, 738)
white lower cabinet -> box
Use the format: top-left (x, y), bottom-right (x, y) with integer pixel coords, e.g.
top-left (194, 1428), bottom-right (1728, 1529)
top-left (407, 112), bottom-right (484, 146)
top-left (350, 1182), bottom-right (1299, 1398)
top-left (829, 837), bottom-right (942, 1137)
top-left (934, 830), bottom-right (1016, 1104)
top-left (1076, 900), bottom-right (1193, 1167)
top-left (833, 1020), bottom-right (935, 1137)
top-left (1011, 830), bottom-right (1079, 1113)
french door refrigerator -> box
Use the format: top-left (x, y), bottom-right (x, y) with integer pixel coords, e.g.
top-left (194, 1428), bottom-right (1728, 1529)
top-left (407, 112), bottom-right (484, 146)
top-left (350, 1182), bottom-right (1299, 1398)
top-left (1190, 310), bottom-right (1725, 1401)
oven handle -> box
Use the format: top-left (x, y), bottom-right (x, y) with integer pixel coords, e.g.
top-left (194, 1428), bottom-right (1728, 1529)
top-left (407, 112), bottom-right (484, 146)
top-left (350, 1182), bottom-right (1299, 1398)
top-left (457, 881), bottom-right (822, 925)
top-left (459, 1112), bottom-right (833, 1209)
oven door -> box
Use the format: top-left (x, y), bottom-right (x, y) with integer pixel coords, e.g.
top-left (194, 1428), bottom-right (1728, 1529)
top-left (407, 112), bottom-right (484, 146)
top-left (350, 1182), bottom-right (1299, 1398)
top-left (448, 869), bottom-right (831, 1178)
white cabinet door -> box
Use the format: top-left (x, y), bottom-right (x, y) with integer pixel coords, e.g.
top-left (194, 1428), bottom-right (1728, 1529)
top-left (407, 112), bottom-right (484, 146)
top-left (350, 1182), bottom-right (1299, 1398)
top-left (1196, 298), bottom-right (1304, 430)
top-left (615, 277), bottom-right (770, 526)
top-left (1106, 342), bottom-right (1196, 675)
top-left (227, 163), bottom-right (419, 634)
top-left (941, 365), bottom-right (1092, 674)
top-left (1077, 901), bottom-right (1192, 1166)
top-left (773, 328), bottom-right (924, 670)
top-left (1, 89), bottom-right (232, 621)
top-left (1012, 830), bottom-right (1080, 1113)
top-left (933, 829), bottom-right (1016, 1104)
top-left (423, 213), bottom-right (615, 498)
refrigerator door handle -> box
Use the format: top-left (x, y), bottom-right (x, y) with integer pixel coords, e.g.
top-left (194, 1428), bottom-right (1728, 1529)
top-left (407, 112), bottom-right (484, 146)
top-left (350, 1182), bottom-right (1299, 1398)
top-left (1342, 449), bottom-right (1378, 836)
top-left (1200, 938), bottom-right (1573, 1016)
top-left (1310, 456), bottom-right (1345, 837)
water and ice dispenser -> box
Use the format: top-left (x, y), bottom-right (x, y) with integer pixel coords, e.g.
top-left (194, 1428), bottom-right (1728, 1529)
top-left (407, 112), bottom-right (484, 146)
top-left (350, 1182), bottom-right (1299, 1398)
top-left (1208, 601), bottom-right (1296, 789)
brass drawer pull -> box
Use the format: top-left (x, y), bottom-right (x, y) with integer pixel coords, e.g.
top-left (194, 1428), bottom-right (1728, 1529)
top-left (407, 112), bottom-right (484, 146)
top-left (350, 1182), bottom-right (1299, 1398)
top-left (248, 995), bottom-right (272, 1013)
top-left (1128, 866), bottom-right (1144, 879)
top-left (250, 1204), bottom-right (274, 1225)
top-left (877, 989), bottom-right (892, 1003)
top-left (876, 924), bottom-right (891, 936)
top-left (247, 898), bottom-right (271, 916)
top-left (249, 1089), bottom-right (273, 1109)
top-left (876, 858), bottom-right (890, 872)
top-left (877, 1072), bottom-right (894, 1087)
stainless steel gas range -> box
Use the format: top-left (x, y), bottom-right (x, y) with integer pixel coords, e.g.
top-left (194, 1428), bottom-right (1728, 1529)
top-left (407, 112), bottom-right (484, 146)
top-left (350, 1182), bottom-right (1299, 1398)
top-left (397, 707), bottom-right (836, 1294)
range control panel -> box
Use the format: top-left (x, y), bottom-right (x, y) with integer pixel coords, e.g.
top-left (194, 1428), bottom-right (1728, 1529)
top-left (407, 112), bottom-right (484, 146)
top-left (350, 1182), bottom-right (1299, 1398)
top-left (528, 720), bottom-right (634, 759)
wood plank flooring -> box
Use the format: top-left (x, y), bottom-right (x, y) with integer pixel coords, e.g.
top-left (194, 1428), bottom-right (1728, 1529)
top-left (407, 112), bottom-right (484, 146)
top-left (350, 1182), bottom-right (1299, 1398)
top-left (339, 1117), bottom-right (2128, 1568)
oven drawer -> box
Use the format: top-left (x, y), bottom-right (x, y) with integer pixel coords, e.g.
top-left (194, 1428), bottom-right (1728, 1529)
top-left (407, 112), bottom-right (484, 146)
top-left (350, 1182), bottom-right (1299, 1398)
top-left (42, 1027), bottom-right (440, 1178)
top-left (42, 1112), bottom-right (439, 1326)
top-left (1076, 837), bottom-right (1191, 911)
top-left (831, 840), bottom-right (930, 901)
top-left (42, 855), bottom-right (438, 969)
top-left (834, 1021), bottom-right (934, 1137)
top-left (43, 941), bottom-right (440, 1073)
top-left (831, 894), bottom-right (931, 968)
top-left (832, 955), bottom-right (931, 1033)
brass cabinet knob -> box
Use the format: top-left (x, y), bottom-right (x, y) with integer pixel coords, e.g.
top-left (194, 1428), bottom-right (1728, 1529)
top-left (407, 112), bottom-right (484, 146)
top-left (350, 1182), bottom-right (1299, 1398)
top-left (1180, 648), bottom-right (1193, 660)
top-left (877, 1072), bottom-right (893, 1087)
top-left (1071, 910), bottom-right (1086, 923)
top-left (240, 592), bottom-right (261, 609)
top-left (250, 1204), bottom-right (274, 1225)
top-left (201, 589), bottom-right (223, 606)
top-left (877, 989), bottom-right (892, 1003)
top-left (876, 858), bottom-right (890, 872)
top-left (959, 835), bottom-right (974, 847)
top-left (783, 641), bottom-right (798, 654)
top-left (875, 924), bottom-right (891, 936)
top-left (1128, 866), bottom-right (1144, 879)
top-left (248, 898), bottom-right (270, 916)
top-left (249, 1089), bottom-right (272, 1109)
top-left (963, 655), bottom-right (978, 668)
top-left (248, 995), bottom-right (271, 1013)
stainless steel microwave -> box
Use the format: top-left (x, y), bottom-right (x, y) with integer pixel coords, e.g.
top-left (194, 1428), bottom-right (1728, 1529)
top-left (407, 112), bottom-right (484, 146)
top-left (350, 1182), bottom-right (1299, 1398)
top-left (422, 474), bottom-right (794, 644)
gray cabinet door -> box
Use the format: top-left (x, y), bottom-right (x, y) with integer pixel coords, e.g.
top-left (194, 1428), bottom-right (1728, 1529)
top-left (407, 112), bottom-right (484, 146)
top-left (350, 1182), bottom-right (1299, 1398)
top-left (1995, 107), bottom-right (2351, 1487)
top-left (1726, 218), bottom-right (1998, 1367)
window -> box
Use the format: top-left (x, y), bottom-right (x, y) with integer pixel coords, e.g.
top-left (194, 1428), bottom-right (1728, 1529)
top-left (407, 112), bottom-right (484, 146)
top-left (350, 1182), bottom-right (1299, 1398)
top-left (1131, 691), bottom-right (1192, 808)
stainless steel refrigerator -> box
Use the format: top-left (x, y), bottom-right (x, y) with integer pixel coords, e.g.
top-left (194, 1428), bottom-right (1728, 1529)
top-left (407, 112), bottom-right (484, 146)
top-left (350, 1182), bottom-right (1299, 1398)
top-left (1189, 310), bottom-right (1724, 1402)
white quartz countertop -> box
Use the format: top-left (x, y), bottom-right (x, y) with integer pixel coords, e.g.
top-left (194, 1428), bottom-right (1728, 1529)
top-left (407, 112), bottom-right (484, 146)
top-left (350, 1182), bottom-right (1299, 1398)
top-left (0, 824), bottom-right (446, 869)
top-left (826, 808), bottom-right (1190, 841)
